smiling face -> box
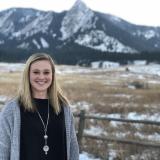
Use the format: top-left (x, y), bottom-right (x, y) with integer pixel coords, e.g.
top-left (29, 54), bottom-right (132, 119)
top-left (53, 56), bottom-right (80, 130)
top-left (29, 60), bottom-right (53, 99)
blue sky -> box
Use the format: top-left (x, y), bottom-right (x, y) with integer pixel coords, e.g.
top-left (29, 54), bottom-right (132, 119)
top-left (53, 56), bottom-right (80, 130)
top-left (0, 0), bottom-right (160, 27)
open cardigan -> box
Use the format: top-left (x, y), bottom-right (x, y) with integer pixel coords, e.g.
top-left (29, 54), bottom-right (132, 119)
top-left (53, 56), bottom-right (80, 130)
top-left (0, 99), bottom-right (79, 160)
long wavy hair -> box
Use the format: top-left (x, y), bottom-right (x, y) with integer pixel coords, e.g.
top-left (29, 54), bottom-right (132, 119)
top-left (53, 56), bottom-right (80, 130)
top-left (18, 53), bottom-right (69, 114)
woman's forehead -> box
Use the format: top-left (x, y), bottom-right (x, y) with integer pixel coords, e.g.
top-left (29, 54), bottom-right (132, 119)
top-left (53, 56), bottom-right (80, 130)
top-left (30, 60), bottom-right (52, 69)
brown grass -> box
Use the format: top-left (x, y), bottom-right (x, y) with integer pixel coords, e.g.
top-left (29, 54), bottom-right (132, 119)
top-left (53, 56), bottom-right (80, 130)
top-left (0, 66), bottom-right (160, 159)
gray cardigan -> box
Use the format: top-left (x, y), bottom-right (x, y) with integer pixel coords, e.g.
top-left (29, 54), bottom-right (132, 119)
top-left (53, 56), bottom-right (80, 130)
top-left (0, 99), bottom-right (79, 160)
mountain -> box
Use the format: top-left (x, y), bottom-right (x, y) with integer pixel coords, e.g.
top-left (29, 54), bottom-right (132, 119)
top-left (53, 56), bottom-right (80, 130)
top-left (0, 0), bottom-right (160, 64)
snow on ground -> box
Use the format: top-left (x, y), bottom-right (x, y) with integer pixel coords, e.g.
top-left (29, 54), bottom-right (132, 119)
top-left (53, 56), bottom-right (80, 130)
top-left (56, 65), bottom-right (106, 74)
top-left (95, 112), bottom-right (160, 125)
top-left (0, 95), bottom-right (11, 110)
top-left (105, 93), bottom-right (132, 99)
top-left (128, 64), bottom-right (160, 76)
top-left (91, 61), bottom-right (120, 69)
top-left (80, 152), bottom-right (101, 160)
top-left (1, 62), bottom-right (160, 76)
top-left (127, 112), bottom-right (160, 121)
top-left (0, 62), bottom-right (25, 72)
top-left (81, 112), bottom-right (160, 142)
top-left (135, 132), bottom-right (160, 141)
top-left (84, 126), bottom-right (107, 136)
top-left (0, 95), bottom-right (8, 102)
top-left (71, 101), bottom-right (92, 112)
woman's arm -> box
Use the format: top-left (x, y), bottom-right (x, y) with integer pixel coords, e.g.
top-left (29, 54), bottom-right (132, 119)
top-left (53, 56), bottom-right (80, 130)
top-left (0, 105), bottom-right (11, 160)
top-left (70, 112), bottom-right (79, 160)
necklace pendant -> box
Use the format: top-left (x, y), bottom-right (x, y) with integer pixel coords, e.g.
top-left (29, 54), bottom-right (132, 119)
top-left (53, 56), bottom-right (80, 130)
top-left (43, 145), bottom-right (49, 155)
top-left (44, 134), bottom-right (48, 139)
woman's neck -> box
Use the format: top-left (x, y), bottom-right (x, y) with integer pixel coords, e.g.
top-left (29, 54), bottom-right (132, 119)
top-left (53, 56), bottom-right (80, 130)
top-left (33, 92), bottom-right (48, 99)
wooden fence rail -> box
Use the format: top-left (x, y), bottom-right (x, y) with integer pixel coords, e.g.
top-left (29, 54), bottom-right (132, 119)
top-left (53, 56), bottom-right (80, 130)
top-left (74, 112), bottom-right (160, 126)
top-left (74, 110), bottom-right (160, 152)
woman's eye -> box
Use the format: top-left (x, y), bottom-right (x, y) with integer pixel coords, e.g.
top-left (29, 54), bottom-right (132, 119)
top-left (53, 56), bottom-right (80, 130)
top-left (33, 71), bottom-right (39, 74)
top-left (44, 72), bottom-right (50, 75)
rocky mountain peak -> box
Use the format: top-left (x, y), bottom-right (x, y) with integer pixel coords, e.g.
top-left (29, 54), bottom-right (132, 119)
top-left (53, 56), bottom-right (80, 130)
top-left (72, 0), bottom-right (88, 10)
top-left (60, 0), bottom-right (95, 40)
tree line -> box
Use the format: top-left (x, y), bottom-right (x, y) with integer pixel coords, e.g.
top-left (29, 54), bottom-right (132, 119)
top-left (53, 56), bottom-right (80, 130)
top-left (0, 46), bottom-right (160, 65)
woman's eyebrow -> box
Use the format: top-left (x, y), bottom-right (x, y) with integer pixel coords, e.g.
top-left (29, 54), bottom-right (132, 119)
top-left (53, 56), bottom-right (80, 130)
top-left (43, 69), bottom-right (51, 71)
top-left (32, 69), bottom-right (40, 71)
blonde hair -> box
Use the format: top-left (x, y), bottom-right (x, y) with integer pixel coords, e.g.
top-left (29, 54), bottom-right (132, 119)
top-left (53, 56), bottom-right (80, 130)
top-left (18, 53), bottom-right (69, 114)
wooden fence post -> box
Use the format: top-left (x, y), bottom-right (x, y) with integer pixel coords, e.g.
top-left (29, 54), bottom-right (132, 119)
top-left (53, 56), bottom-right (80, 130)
top-left (77, 110), bottom-right (85, 153)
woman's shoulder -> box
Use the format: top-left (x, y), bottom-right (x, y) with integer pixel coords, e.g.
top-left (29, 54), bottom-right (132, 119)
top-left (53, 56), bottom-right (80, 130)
top-left (63, 104), bottom-right (75, 119)
top-left (63, 104), bottom-right (71, 112)
top-left (0, 98), bottom-right (20, 118)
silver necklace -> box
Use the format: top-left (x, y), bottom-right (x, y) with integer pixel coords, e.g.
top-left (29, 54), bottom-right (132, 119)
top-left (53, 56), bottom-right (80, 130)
top-left (36, 99), bottom-right (50, 155)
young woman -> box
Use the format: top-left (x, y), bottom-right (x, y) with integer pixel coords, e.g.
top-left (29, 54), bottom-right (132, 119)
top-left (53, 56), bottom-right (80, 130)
top-left (0, 53), bottom-right (79, 160)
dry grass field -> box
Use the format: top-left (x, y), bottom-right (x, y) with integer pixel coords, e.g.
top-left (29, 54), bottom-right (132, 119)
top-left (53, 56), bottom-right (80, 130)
top-left (0, 64), bottom-right (160, 159)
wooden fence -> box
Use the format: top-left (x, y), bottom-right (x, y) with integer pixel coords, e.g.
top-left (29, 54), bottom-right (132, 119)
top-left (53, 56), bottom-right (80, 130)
top-left (1, 101), bottom-right (160, 151)
top-left (74, 110), bottom-right (160, 152)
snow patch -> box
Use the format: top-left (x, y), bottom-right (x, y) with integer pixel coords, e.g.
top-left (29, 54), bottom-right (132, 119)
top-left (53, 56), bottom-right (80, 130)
top-left (80, 152), bottom-right (101, 160)
top-left (40, 37), bottom-right (49, 48)
top-left (0, 95), bottom-right (8, 102)
top-left (32, 39), bottom-right (41, 49)
top-left (144, 30), bottom-right (158, 39)
top-left (0, 62), bottom-right (25, 72)
top-left (19, 15), bottom-right (31, 23)
top-left (52, 33), bottom-right (57, 38)
top-left (12, 12), bottom-right (53, 39)
top-left (128, 64), bottom-right (160, 76)
top-left (0, 40), bottom-right (4, 44)
top-left (17, 42), bottom-right (29, 49)
top-left (84, 126), bottom-right (106, 136)
top-left (127, 112), bottom-right (160, 122)
top-left (133, 29), bottom-right (159, 40)
top-left (91, 61), bottom-right (119, 69)
top-left (0, 9), bottom-right (16, 35)
top-left (71, 101), bottom-right (92, 112)
top-left (75, 30), bottom-right (137, 53)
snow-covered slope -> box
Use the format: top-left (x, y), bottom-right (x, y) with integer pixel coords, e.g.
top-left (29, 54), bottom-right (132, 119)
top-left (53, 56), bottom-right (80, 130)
top-left (0, 0), bottom-right (160, 54)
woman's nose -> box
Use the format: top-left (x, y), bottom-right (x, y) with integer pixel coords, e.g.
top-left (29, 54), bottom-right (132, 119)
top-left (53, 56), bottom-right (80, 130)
top-left (39, 73), bottom-right (45, 79)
